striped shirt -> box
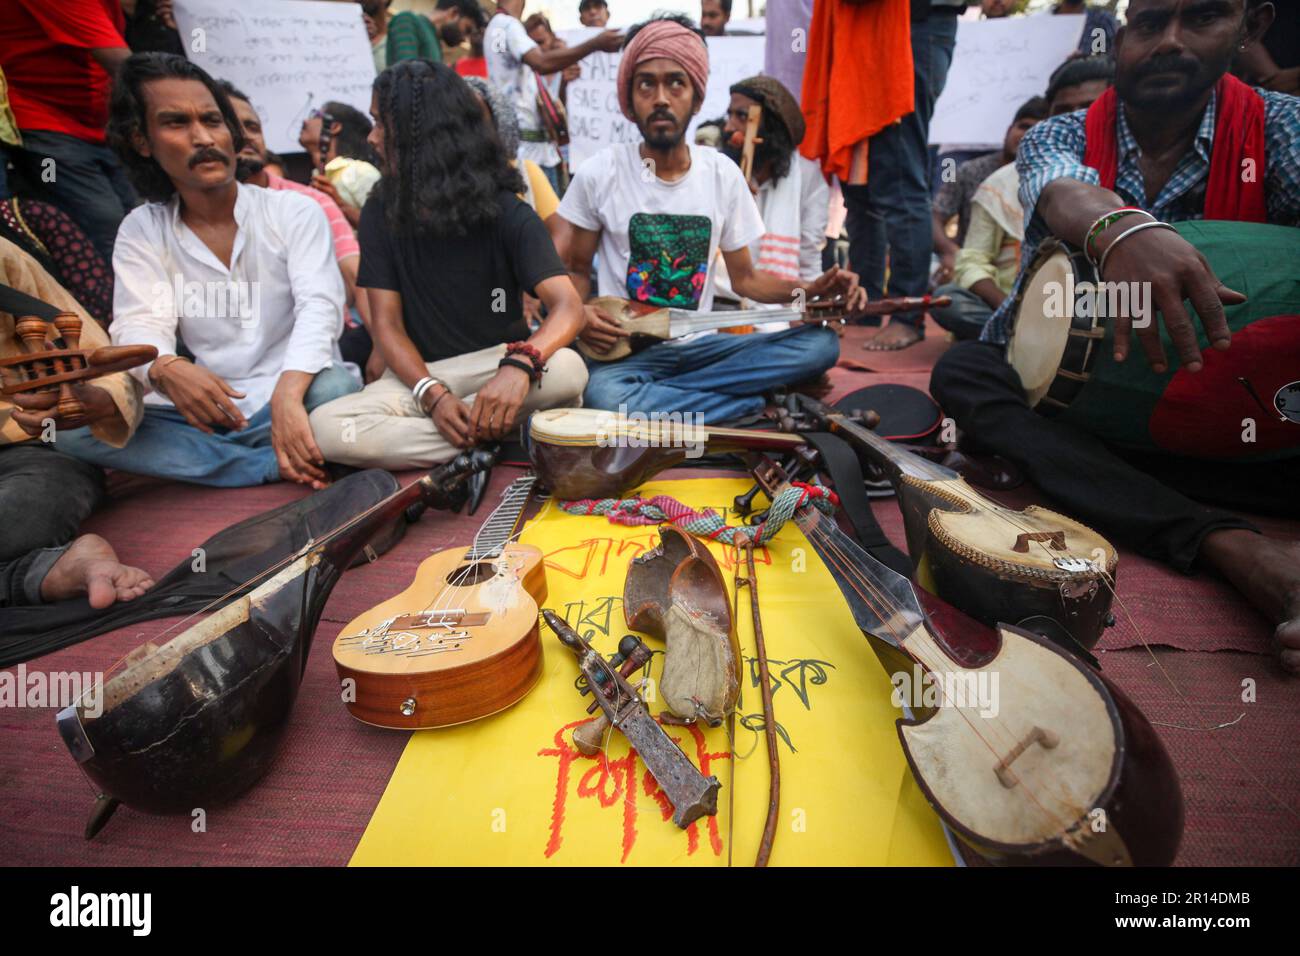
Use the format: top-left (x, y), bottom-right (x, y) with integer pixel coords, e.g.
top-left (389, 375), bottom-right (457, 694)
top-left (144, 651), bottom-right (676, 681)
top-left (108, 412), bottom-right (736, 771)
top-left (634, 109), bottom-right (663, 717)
top-left (981, 87), bottom-right (1300, 344)
top-left (266, 172), bottom-right (359, 264)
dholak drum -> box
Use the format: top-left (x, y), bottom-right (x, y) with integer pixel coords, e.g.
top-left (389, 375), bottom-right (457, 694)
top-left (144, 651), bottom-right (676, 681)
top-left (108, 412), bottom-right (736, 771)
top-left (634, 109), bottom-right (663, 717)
top-left (1007, 219), bottom-right (1300, 461)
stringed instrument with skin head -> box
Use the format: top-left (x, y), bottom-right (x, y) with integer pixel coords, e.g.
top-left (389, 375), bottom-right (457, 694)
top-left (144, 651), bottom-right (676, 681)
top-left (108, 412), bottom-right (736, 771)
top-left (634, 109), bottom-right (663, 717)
top-left (56, 452), bottom-right (494, 838)
top-left (747, 454), bottom-right (1183, 866)
top-left (791, 394), bottom-right (1118, 654)
top-left (332, 475), bottom-right (546, 729)
top-left (576, 293), bottom-right (949, 363)
top-left (529, 406), bottom-right (808, 500)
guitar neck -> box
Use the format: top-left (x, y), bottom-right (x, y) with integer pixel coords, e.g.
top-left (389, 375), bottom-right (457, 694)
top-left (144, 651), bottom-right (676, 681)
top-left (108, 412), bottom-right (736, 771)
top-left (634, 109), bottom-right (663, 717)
top-left (666, 307), bottom-right (808, 337)
top-left (824, 412), bottom-right (955, 484)
top-left (467, 476), bottom-right (536, 559)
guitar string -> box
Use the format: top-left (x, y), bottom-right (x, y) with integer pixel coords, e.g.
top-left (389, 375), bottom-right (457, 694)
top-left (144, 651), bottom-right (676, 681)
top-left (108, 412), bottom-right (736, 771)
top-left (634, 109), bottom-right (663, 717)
top-left (807, 507), bottom-right (1093, 819)
top-left (405, 477), bottom-right (536, 643)
top-left (93, 473), bottom-right (452, 684)
top-left (865, 437), bottom-right (1296, 821)
top-left (802, 517), bottom-right (1086, 835)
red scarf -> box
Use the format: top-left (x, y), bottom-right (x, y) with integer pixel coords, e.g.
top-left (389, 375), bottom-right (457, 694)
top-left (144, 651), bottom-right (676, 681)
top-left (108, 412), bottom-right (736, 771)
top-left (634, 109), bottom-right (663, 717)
top-left (1083, 74), bottom-right (1267, 222)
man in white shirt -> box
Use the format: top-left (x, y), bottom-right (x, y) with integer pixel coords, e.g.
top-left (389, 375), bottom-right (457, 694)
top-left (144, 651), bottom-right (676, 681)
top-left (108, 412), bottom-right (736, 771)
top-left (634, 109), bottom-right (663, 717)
top-left (54, 54), bottom-right (358, 488)
top-left (713, 74), bottom-right (830, 332)
top-left (556, 15), bottom-right (862, 423)
top-left (484, 0), bottom-right (623, 194)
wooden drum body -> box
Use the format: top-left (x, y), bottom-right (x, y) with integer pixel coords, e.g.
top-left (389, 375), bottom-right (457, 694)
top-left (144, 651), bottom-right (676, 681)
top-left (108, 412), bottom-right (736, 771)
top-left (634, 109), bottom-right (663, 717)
top-left (897, 476), bottom-right (1118, 652)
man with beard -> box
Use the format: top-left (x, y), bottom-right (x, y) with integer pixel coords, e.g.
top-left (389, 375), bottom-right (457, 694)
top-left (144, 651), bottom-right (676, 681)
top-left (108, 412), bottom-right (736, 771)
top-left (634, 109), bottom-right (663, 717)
top-left (221, 82), bottom-right (377, 376)
top-left (556, 15), bottom-right (864, 423)
top-left (711, 75), bottom-right (832, 333)
top-left (929, 0), bottom-right (1300, 672)
top-left (383, 0), bottom-right (485, 66)
top-left (54, 54), bottom-right (358, 489)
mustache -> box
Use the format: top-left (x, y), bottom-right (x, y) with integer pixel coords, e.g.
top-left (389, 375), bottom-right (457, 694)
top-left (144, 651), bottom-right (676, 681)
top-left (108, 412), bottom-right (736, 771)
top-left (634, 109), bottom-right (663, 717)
top-left (646, 110), bottom-right (677, 126)
top-left (188, 147), bottom-right (230, 168)
top-left (1134, 55), bottom-right (1198, 79)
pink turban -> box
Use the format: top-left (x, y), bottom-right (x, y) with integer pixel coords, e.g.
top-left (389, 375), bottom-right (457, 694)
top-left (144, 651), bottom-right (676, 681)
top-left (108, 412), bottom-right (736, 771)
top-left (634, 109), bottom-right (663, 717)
top-left (616, 20), bottom-right (710, 122)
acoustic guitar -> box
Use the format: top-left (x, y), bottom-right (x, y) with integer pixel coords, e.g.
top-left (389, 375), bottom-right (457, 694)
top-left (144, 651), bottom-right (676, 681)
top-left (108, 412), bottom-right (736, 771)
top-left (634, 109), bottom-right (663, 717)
top-left (332, 475), bottom-right (545, 729)
top-left (577, 293), bottom-right (947, 362)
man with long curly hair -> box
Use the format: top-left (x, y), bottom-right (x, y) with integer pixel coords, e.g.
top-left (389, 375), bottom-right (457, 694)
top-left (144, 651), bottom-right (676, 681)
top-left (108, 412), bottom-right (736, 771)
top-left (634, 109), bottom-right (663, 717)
top-left (53, 53), bottom-right (359, 489)
top-left (308, 59), bottom-right (588, 469)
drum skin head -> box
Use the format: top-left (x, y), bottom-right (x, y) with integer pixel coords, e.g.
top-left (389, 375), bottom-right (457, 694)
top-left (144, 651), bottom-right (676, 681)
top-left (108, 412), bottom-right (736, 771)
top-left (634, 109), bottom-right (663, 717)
top-left (1007, 248), bottom-right (1075, 405)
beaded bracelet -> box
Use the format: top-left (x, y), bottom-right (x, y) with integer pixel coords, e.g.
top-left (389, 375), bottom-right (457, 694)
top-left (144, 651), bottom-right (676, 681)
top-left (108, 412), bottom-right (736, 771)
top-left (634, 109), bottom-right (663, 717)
top-left (504, 341), bottom-right (546, 377)
top-left (499, 356), bottom-right (541, 383)
top-left (1085, 207), bottom-right (1154, 265)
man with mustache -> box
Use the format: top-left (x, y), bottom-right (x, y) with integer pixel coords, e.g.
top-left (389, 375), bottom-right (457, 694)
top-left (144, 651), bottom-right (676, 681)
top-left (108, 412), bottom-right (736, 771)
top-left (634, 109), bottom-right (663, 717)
top-left (54, 54), bottom-right (358, 489)
top-left (930, 0), bottom-right (1300, 672)
top-left (711, 75), bottom-right (832, 332)
top-left (555, 15), bottom-right (863, 423)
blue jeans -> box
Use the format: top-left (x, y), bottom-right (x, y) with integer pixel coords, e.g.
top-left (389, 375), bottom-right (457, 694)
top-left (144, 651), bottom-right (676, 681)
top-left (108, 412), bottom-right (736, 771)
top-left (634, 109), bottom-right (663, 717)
top-left (842, 13), bottom-right (958, 330)
top-left (53, 365), bottom-right (360, 488)
top-left (6, 130), bottom-right (138, 261)
top-left (582, 327), bottom-right (840, 423)
top-left (931, 284), bottom-right (996, 340)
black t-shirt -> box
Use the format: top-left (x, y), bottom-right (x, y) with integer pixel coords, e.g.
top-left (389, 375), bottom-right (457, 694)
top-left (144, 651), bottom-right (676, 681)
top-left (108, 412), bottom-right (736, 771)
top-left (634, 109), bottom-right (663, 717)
top-left (357, 189), bottom-right (566, 361)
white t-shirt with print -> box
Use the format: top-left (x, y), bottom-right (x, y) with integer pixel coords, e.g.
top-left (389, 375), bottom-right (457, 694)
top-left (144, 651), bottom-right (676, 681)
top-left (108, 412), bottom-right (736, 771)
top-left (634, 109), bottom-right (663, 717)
top-left (483, 12), bottom-right (560, 169)
top-left (559, 143), bottom-right (764, 315)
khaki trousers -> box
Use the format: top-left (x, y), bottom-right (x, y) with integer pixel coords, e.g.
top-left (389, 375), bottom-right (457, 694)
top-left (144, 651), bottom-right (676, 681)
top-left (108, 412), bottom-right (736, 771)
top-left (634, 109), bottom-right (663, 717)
top-left (310, 344), bottom-right (587, 470)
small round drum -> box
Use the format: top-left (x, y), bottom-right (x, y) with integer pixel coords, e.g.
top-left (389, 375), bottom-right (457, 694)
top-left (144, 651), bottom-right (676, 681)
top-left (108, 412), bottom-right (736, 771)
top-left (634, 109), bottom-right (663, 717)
top-left (1007, 220), bottom-right (1300, 460)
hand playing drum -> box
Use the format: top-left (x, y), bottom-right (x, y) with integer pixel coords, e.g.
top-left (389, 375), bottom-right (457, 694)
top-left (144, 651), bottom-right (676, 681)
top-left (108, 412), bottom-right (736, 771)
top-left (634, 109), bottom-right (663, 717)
top-left (1093, 219), bottom-right (1247, 373)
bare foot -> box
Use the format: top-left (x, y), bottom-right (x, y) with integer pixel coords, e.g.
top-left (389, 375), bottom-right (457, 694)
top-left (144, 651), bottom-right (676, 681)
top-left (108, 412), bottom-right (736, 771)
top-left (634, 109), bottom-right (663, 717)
top-left (864, 320), bottom-right (923, 351)
top-left (1200, 529), bottom-right (1300, 675)
top-left (40, 534), bottom-right (155, 609)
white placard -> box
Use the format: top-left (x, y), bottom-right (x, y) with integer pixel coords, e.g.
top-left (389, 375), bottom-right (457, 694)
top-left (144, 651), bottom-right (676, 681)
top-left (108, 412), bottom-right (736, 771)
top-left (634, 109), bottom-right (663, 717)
top-left (930, 15), bottom-right (1084, 148)
top-left (174, 0), bottom-right (376, 155)
top-left (559, 29), bottom-right (766, 170)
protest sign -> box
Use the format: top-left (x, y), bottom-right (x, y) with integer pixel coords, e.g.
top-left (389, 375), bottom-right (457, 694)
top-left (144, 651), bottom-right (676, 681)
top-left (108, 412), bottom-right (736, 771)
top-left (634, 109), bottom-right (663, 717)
top-left (931, 14), bottom-right (1084, 148)
top-left (174, 0), bottom-right (375, 155)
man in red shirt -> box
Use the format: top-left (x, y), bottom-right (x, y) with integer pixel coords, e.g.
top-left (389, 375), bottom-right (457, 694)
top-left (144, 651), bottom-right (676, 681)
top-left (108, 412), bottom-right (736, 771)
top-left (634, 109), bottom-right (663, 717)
top-left (0, 0), bottom-right (137, 260)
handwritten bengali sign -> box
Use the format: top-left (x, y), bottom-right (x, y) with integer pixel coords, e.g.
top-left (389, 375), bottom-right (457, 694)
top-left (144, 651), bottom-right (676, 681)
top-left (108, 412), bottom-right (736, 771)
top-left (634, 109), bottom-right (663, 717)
top-left (174, 0), bottom-right (376, 155)
top-left (931, 14), bottom-right (1084, 148)
top-left (350, 477), bottom-right (955, 866)
top-left (560, 29), bottom-right (767, 170)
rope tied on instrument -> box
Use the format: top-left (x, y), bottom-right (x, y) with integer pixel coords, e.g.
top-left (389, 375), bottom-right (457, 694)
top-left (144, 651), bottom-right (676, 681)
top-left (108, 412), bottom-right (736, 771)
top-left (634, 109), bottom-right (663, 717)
top-left (557, 482), bottom-right (838, 547)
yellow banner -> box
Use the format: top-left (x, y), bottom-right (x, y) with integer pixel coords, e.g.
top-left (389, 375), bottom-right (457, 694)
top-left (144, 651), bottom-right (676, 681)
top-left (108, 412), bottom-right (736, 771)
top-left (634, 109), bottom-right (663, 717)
top-left (350, 478), bottom-right (954, 866)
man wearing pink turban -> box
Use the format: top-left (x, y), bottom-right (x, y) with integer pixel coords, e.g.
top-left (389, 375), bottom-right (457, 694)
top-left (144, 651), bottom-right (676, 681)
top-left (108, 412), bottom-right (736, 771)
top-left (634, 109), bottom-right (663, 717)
top-left (555, 14), bottom-right (867, 424)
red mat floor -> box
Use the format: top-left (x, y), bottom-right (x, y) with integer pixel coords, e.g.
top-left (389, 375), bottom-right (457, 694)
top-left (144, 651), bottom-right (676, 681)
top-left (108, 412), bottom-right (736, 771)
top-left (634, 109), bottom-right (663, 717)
top-left (1, 323), bottom-right (1296, 866)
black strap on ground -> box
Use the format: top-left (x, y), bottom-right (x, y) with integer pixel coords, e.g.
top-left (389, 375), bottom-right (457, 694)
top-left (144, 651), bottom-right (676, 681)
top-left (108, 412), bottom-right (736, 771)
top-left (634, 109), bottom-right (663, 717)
top-left (799, 430), bottom-right (913, 577)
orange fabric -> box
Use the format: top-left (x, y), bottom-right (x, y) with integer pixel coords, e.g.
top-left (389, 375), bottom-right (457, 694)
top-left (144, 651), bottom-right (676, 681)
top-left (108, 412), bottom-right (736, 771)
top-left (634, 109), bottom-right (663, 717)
top-left (799, 0), bottom-right (914, 184)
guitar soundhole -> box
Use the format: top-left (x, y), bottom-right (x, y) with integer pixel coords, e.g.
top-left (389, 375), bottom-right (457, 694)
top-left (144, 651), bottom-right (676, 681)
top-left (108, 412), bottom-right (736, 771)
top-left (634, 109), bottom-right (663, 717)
top-left (448, 562), bottom-right (498, 586)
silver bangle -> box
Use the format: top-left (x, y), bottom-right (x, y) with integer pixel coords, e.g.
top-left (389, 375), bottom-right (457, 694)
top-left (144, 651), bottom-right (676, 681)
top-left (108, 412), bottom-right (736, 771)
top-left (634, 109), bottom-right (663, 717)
top-left (1083, 208), bottom-right (1154, 267)
top-left (412, 376), bottom-right (442, 410)
top-left (1097, 220), bottom-right (1177, 278)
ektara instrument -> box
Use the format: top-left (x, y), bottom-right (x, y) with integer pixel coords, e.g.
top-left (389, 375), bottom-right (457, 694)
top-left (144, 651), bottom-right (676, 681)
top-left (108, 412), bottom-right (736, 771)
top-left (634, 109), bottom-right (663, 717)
top-left (1006, 220), bottom-right (1300, 460)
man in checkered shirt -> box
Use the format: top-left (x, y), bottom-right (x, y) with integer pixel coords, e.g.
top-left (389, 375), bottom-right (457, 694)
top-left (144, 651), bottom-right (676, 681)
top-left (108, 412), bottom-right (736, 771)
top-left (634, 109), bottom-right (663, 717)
top-left (929, 0), bottom-right (1300, 673)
